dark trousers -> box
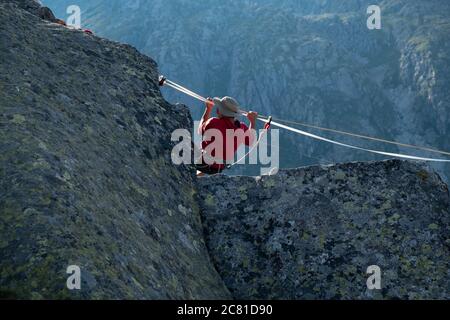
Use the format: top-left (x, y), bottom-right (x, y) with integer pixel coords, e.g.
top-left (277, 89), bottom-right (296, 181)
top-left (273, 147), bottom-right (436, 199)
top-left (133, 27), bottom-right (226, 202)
top-left (195, 163), bottom-right (225, 175)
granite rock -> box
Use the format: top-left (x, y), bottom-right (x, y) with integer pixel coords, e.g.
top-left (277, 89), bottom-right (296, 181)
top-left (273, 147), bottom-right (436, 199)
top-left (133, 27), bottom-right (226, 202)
top-left (197, 160), bottom-right (450, 299)
top-left (0, 0), bottom-right (230, 299)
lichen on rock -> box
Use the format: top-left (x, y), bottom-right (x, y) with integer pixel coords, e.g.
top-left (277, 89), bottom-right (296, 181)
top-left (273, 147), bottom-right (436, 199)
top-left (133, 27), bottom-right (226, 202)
top-left (0, 0), bottom-right (230, 299)
top-left (197, 160), bottom-right (450, 299)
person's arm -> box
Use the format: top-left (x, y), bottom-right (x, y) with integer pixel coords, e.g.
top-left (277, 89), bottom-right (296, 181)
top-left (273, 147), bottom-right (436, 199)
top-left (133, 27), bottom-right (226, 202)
top-left (245, 111), bottom-right (258, 145)
top-left (198, 98), bottom-right (214, 135)
top-left (247, 111), bottom-right (258, 130)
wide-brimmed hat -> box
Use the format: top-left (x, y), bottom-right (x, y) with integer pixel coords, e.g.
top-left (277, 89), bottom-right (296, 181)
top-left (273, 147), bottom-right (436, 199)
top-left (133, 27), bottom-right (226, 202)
top-left (213, 96), bottom-right (240, 117)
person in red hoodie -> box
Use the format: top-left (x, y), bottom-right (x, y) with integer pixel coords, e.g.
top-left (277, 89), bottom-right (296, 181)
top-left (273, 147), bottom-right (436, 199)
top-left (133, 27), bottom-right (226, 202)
top-left (196, 96), bottom-right (258, 175)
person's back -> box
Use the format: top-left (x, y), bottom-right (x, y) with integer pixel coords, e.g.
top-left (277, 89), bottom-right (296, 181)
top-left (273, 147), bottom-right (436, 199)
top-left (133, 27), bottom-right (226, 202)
top-left (196, 96), bottom-right (258, 175)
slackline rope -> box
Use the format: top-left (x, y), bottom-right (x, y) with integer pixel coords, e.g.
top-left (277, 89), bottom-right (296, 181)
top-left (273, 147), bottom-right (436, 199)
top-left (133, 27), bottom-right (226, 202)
top-left (159, 76), bottom-right (450, 163)
top-left (267, 118), bottom-right (450, 157)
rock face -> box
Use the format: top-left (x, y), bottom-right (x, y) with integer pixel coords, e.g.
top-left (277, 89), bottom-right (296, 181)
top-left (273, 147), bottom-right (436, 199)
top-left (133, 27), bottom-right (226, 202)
top-left (0, 1), bottom-right (230, 299)
top-left (197, 160), bottom-right (450, 299)
top-left (1, 0), bottom-right (449, 301)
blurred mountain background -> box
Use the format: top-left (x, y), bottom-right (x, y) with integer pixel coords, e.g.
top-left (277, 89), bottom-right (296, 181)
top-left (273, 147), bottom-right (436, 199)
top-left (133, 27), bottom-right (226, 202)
top-left (42, 0), bottom-right (450, 178)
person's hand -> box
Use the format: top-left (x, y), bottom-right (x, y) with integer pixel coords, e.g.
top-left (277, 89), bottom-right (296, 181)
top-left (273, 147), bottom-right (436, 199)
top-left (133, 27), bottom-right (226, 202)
top-left (205, 97), bottom-right (214, 110)
top-left (246, 111), bottom-right (258, 122)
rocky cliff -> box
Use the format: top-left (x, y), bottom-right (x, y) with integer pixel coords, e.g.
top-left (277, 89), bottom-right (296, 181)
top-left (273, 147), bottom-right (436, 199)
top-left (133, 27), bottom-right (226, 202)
top-left (197, 160), bottom-right (450, 299)
top-left (1, 0), bottom-right (449, 300)
top-left (43, 0), bottom-right (450, 179)
top-left (0, 0), bottom-right (229, 299)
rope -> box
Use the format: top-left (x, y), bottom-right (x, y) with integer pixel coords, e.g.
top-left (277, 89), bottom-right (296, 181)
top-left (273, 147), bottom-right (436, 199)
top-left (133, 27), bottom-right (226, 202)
top-left (159, 76), bottom-right (450, 163)
top-left (262, 141), bottom-right (336, 165)
top-left (226, 127), bottom-right (269, 169)
top-left (164, 80), bottom-right (208, 103)
top-left (264, 119), bottom-right (450, 163)
top-left (269, 117), bottom-right (450, 157)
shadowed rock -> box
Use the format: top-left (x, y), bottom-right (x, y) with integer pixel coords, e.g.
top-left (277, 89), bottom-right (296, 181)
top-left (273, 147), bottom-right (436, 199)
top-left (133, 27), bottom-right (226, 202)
top-left (0, 0), bottom-right (230, 299)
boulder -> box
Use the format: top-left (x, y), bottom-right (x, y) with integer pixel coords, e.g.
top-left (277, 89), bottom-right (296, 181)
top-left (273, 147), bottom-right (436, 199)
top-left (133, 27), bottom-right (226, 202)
top-left (197, 160), bottom-right (450, 299)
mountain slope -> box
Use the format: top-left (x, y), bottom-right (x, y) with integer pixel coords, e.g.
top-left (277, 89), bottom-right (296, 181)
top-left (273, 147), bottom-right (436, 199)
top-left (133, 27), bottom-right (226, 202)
top-left (43, 0), bottom-right (450, 178)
